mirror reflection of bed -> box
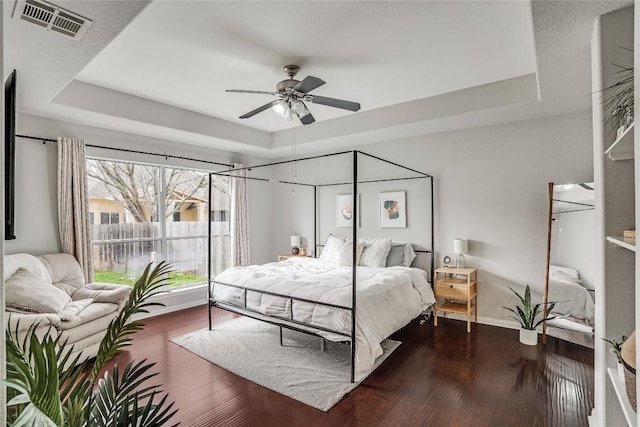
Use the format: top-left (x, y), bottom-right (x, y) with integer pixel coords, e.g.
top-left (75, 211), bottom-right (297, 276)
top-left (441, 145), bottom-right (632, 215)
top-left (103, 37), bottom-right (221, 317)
top-left (543, 182), bottom-right (595, 348)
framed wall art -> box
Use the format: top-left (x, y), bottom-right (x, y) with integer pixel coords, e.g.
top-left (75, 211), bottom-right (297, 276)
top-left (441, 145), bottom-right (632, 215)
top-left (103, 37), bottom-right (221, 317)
top-left (337, 194), bottom-right (360, 228)
top-left (379, 191), bottom-right (406, 228)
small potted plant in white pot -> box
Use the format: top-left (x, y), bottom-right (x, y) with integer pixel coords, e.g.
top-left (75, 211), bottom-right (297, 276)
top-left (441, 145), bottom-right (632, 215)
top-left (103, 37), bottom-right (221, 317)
top-left (604, 335), bottom-right (628, 380)
top-left (503, 285), bottom-right (556, 346)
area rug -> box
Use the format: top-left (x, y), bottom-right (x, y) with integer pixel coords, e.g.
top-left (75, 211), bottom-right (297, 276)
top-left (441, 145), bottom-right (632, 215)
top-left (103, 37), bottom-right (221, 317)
top-left (170, 317), bottom-right (400, 411)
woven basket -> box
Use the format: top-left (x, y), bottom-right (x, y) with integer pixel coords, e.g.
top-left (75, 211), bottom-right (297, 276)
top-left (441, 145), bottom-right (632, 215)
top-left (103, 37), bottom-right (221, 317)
top-left (623, 359), bottom-right (637, 411)
top-left (622, 332), bottom-right (637, 411)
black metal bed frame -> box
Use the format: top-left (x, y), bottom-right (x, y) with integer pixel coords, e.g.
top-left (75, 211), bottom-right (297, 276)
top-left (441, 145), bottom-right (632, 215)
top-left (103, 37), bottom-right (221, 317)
top-left (207, 150), bottom-right (434, 383)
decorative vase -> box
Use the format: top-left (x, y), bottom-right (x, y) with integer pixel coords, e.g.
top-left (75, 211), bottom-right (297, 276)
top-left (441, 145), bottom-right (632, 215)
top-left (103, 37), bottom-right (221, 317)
top-left (618, 361), bottom-right (625, 381)
top-left (300, 248), bottom-right (307, 256)
top-left (519, 329), bottom-right (538, 346)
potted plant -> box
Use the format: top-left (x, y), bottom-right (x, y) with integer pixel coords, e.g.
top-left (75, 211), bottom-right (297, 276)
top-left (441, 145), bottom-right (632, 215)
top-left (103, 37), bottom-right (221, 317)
top-left (598, 49), bottom-right (634, 137)
top-left (604, 335), bottom-right (628, 381)
top-left (4, 261), bottom-right (178, 426)
top-left (503, 285), bottom-right (556, 346)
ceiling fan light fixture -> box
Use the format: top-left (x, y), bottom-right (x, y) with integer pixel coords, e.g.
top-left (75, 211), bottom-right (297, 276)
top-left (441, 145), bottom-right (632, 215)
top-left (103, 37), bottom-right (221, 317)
top-left (290, 99), bottom-right (310, 119)
top-left (272, 100), bottom-right (293, 121)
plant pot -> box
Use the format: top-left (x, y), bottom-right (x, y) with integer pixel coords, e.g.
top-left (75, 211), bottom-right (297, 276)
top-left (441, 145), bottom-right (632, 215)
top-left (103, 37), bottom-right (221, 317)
top-left (519, 329), bottom-right (538, 346)
top-left (618, 361), bottom-right (626, 381)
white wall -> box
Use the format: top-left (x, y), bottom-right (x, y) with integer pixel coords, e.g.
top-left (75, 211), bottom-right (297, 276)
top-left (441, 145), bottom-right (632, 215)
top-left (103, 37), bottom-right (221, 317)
top-left (272, 110), bottom-right (593, 326)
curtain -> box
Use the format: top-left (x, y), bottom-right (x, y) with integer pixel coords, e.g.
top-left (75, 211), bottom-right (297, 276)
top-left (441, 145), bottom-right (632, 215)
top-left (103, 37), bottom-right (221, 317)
top-left (230, 163), bottom-right (250, 266)
top-left (58, 137), bottom-right (93, 283)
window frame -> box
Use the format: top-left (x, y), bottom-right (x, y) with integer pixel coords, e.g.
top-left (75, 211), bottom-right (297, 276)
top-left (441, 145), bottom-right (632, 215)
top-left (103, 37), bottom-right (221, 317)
top-left (88, 156), bottom-right (231, 290)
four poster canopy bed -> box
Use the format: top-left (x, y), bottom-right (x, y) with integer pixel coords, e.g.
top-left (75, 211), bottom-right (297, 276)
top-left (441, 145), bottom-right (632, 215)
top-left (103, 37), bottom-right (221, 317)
top-left (207, 150), bottom-right (435, 383)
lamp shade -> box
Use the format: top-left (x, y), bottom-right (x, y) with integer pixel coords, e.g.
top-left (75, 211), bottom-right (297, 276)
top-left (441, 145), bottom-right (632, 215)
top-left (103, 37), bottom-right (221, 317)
top-left (453, 238), bottom-right (468, 254)
top-left (290, 236), bottom-right (301, 247)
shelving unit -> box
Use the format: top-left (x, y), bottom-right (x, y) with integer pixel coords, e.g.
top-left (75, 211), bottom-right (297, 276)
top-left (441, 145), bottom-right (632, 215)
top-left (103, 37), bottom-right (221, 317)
top-left (605, 123), bottom-right (635, 161)
top-left (591, 7), bottom-right (636, 427)
top-left (608, 368), bottom-right (637, 427)
top-left (607, 236), bottom-right (637, 252)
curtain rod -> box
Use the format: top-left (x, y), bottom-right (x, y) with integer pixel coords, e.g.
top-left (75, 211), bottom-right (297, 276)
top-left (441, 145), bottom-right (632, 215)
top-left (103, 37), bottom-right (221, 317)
top-left (16, 134), bottom-right (232, 168)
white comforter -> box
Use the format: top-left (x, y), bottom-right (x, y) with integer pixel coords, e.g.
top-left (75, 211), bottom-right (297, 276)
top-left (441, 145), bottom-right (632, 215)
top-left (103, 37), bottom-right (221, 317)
top-left (211, 257), bottom-right (435, 373)
top-left (548, 278), bottom-right (595, 325)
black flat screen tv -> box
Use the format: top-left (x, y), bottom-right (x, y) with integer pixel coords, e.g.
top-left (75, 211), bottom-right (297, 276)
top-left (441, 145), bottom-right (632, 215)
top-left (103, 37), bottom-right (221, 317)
top-left (5, 69), bottom-right (16, 240)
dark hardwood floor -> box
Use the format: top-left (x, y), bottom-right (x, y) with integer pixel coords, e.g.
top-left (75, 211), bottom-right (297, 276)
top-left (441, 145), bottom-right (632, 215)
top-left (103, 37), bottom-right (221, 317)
top-left (100, 306), bottom-right (593, 426)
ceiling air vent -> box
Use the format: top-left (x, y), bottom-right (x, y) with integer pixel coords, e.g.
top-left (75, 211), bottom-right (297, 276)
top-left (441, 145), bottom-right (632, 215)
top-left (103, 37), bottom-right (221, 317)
top-left (13, 0), bottom-right (92, 40)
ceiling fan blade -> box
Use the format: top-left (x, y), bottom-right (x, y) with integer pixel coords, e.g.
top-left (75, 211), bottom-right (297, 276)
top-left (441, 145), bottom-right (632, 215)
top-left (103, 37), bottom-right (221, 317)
top-left (226, 89), bottom-right (278, 96)
top-left (293, 76), bottom-right (325, 94)
top-left (310, 95), bottom-right (361, 111)
top-left (299, 112), bottom-right (316, 125)
top-left (239, 100), bottom-right (280, 119)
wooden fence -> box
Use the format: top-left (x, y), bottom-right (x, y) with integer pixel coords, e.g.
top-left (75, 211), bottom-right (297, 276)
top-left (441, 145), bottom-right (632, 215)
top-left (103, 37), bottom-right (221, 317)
top-left (92, 222), bottom-right (230, 279)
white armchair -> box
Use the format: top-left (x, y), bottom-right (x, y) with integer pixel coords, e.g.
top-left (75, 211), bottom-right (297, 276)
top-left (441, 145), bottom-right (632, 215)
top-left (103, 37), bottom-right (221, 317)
top-left (4, 253), bottom-right (132, 365)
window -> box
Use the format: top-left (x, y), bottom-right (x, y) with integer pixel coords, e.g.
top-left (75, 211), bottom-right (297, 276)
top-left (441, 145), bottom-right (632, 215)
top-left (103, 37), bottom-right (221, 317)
top-left (87, 158), bottom-right (231, 289)
top-left (89, 212), bottom-right (95, 225)
top-left (100, 212), bottom-right (119, 224)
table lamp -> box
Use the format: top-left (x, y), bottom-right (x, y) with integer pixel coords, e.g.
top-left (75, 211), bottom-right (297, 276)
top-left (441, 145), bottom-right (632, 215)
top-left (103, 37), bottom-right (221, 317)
top-left (290, 236), bottom-right (301, 255)
top-left (453, 238), bottom-right (468, 268)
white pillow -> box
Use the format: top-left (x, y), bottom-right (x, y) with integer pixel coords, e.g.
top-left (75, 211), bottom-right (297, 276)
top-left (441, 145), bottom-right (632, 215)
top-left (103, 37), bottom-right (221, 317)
top-left (550, 265), bottom-right (580, 280)
top-left (5, 268), bottom-right (71, 314)
top-left (359, 238), bottom-right (392, 267)
top-left (553, 272), bottom-right (583, 285)
top-left (4, 253), bottom-right (52, 284)
top-left (400, 242), bottom-right (416, 267)
top-left (319, 234), bottom-right (346, 263)
top-left (335, 241), bottom-right (365, 266)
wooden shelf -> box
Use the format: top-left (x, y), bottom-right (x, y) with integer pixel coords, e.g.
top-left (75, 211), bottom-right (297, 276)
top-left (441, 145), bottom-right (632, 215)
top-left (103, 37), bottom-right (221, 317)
top-left (437, 301), bottom-right (470, 315)
top-left (607, 236), bottom-right (637, 252)
top-left (605, 123), bottom-right (634, 161)
top-left (608, 367), bottom-right (637, 427)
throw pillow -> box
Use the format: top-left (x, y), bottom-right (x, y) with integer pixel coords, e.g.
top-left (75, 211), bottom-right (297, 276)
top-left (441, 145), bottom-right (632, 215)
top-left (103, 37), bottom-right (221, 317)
top-left (5, 268), bottom-right (72, 314)
top-left (319, 234), bottom-right (347, 264)
top-left (385, 244), bottom-right (405, 267)
top-left (359, 238), bottom-right (392, 268)
top-left (335, 241), bottom-right (365, 266)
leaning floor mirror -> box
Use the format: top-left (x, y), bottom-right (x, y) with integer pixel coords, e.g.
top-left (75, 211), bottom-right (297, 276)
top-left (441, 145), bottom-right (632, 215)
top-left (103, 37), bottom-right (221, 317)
top-left (542, 182), bottom-right (595, 348)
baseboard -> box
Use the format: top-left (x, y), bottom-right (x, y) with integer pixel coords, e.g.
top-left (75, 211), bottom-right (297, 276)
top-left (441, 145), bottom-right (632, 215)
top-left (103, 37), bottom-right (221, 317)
top-left (134, 300), bottom-right (207, 320)
top-left (435, 312), bottom-right (521, 331)
top-left (132, 284), bottom-right (207, 320)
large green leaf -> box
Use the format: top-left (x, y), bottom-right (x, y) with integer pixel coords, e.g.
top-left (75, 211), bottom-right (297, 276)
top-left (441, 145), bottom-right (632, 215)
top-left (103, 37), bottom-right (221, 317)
top-left (90, 360), bottom-right (178, 427)
top-left (504, 285), bottom-right (556, 331)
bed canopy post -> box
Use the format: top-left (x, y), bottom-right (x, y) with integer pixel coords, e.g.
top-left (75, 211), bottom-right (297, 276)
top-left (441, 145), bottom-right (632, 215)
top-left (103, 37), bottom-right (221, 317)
top-left (314, 185), bottom-right (318, 258)
top-left (208, 173), bottom-right (213, 331)
top-left (430, 177), bottom-right (435, 282)
top-left (351, 150), bottom-right (358, 384)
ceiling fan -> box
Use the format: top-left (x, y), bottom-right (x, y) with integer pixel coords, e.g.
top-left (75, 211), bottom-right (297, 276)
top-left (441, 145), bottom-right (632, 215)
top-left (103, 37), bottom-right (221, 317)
top-left (226, 65), bottom-right (361, 125)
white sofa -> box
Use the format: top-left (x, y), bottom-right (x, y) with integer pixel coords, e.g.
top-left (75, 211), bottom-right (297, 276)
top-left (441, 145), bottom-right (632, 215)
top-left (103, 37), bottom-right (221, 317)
top-left (4, 253), bottom-right (132, 364)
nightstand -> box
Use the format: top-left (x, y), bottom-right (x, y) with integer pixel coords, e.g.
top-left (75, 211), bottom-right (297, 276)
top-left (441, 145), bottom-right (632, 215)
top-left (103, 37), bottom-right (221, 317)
top-left (277, 255), bottom-right (310, 261)
top-left (433, 267), bottom-right (478, 333)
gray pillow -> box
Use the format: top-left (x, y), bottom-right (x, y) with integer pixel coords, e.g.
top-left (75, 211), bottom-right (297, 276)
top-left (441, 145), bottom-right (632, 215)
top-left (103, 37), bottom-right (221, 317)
top-left (386, 244), bottom-right (405, 267)
top-left (5, 268), bottom-right (71, 314)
